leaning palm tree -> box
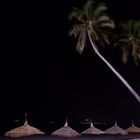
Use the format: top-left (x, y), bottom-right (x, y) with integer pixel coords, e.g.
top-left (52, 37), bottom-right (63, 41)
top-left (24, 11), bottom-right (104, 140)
top-left (115, 20), bottom-right (140, 65)
top-left (69, 0), bottom-right (114, 53)
top-left (69, 0), bottom-right (140, 102)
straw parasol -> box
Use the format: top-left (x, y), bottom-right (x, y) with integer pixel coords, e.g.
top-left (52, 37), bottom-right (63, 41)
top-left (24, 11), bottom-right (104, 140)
top-left (126, 121), bottom-right (140, 133)
top-left (52, 120), bottom-right (80, 137)
top-left (81, 122), bottom-right (105, 135)
top-left (105, 121), bottom-right (128, 135)
top-left (4, 113), bottom-right (45, 138)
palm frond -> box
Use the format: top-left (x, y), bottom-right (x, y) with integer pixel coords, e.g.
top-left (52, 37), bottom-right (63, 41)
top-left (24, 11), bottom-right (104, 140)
top-left (90, 26), bottom-right (110, 46)
top-left (117, 38), bottom-right (130, 44)
top-left (135, 28), bottom-right (140, 38)
top-left (122, 48), bottom-right (129, 64)
top-left (114, 29), bottom-right (132, 44)
top-left (119, 23), bottom-right (132, 35)
top-left (68, 25), bottom-right (81, 38)
top-left (98, 21), bottom-right (115, 29)
top-left (103, 34), bottom-right (110, 45)
top-left (68, 7), bottom-right (83, 21)
top-left (127, 20), bottom-right (140, 37)
top-left (118, 33), bottom-right (131, 39)
top-left (83, 0), bottom-right (95, 20)
top-left (100, 33), bottom-right (110, 46)
top-left (68, 24), bottom-right (84, 38)
top-left (96, 28), bottom-right (110, 45)
top-left (132, 42), bottom-right (140, 65)
top-left (133, 21), bottom-right (140, 37)
top-left (135, 38), bottom-right (140, 45)
top-left (115, 38), bottom-right (132, 49)
top-left (128, 20), bottom-right (134, 32)
top-left (96, 15), bottom-right (110, 23)
top-left (76, 30), bottom-right (87, 54)
top-left (93, 3), bottom-right (107, 17)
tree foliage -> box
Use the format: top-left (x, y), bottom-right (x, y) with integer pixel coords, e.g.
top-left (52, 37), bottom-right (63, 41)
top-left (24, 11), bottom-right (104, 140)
top-left (69, 0), bottom-right (115, 54)
top-left (115, 20), bottom-right (140, 65)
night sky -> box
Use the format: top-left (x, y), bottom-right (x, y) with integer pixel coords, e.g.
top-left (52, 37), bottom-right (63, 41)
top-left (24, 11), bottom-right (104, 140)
top-left (1, 0), bottom-right (140, 133)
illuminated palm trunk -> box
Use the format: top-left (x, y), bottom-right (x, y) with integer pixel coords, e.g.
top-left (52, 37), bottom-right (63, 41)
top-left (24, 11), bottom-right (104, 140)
top-left (87, 30), bottom-right (140, 103)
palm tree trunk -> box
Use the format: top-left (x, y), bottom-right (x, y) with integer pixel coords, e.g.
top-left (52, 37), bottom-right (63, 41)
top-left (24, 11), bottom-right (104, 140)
top-left (87, 30), bottom-right (140, 103)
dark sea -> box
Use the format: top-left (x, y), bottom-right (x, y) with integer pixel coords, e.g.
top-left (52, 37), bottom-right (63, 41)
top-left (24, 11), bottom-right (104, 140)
top-left (0, 135), bottom-right (140, 140)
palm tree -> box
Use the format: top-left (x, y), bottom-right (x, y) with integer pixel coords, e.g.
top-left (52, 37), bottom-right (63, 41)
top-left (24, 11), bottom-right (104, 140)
top-left (68, 0), bottom-right (114, 53)
top-left (69, 0), bottom-right (140, 102)
top-left (115, 20), bottom-right (140, 65)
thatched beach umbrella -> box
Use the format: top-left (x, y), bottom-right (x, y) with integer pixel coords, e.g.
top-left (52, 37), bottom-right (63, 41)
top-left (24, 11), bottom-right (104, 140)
top-left (4, 113), bottom-right (45, 138)
top-left (81, 122), bottom-right (105, 135)
top-left (126, 121), bottom-right (140, 133)
top-left (105, 121), bottom-right (128, 135)
top-left (52, 120), bottom-right (80, 137)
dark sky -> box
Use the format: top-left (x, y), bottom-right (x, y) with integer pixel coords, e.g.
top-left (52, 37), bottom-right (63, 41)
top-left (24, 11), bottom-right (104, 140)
top-left (0, 0), bottom-right (140, 133)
